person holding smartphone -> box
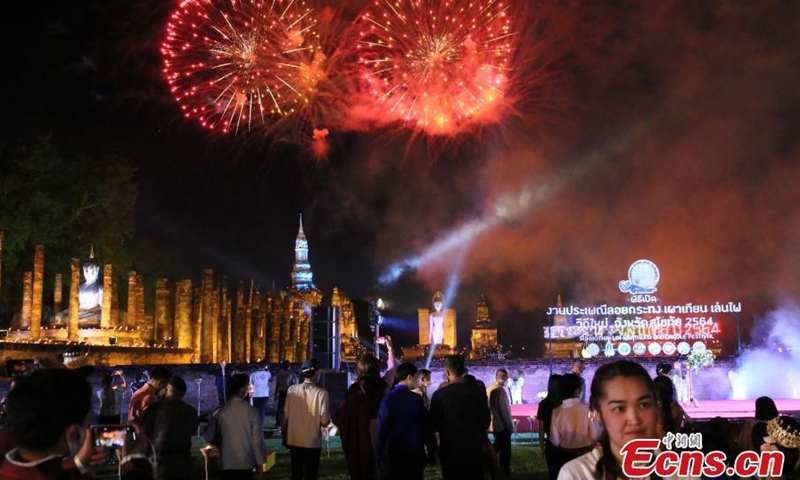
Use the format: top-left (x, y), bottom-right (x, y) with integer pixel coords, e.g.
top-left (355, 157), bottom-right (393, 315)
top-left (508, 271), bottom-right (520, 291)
top-left (0, 368), bottom-right (153, 479)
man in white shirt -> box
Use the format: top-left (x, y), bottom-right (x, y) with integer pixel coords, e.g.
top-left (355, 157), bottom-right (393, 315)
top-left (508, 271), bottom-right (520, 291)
top-left (204, 373), bottom-right (266, 480)
top-left (285, 359), bottom-right (330, 480)
top-left (550, 373), bottom-right (601, 476)
top-left (249, 363), bottom-right (272, 424)
top-left (487, 369), bottom-right (514, 476)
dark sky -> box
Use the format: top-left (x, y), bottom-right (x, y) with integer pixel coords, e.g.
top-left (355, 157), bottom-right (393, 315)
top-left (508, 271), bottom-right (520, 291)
top-left (2, 0), bottom-right (799, 348)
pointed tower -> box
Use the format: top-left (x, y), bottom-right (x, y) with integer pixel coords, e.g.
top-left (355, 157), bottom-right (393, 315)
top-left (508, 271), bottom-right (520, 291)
top-left (291, 214), bottom-right (315, 290)
top-left (470, 294), bottom-right (498, 359)
top-left (553, 293), bottom-right (567, 326)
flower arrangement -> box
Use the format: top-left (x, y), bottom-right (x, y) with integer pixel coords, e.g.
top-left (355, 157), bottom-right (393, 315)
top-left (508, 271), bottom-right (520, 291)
top-left (684, 350), bottom-right (715, 372)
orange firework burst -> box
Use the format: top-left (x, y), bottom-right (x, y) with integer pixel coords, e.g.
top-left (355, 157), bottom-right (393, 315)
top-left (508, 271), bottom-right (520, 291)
top-left (161, 0), bottom-right (323, 134)
top-left (352, 0), bottom-right (516, 135)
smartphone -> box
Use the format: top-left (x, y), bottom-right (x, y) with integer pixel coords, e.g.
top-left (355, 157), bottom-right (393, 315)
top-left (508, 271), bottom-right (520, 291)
top-left (375, 336), bottom-right (387, 345)
top-left (91, 425), bottom-right (136, 448)
top-left (5, 359), bottom-right (37, 378)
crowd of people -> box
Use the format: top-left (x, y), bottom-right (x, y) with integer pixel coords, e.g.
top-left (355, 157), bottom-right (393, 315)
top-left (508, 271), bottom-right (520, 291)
top-left (0, 351), bottom-right (799, 480)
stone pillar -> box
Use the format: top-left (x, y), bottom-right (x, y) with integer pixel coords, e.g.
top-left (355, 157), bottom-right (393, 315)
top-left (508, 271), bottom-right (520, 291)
top-left (101, 265), bottom-right (113, 329)
top-left (68, 258), bottom-right (80, 342)
top-left (192, 286), bottom-right (202, 362)
top-left (111, 275), bottom-right (120, 326)
top-left (245, 281), bottom-right (253, 363)
top-left (280, 300), bottom-right (292, 362)
top-left (211, 285), bottom-right (219, 363)
top-left (200, 269), bottom-right (214, 363)
top-left (218, 278), bottom-right (228, 363)
top-left (155, 278), bottom-right (170, 344)
top-left (250, 287), bottom-right (261, 362)
top-left (233, 281), bottom-right (245, 363)
top-left (254, 289), bottom-right (265, 362)
top-left (126, 271), bottom-right (138, 328)
top-left (269, 297), bottom-right (281, 363)
top-left (21, 272), bottom-right (32, 330)
top-left (225, 299), bottom-right (233, 362)
top-left (298, 314), bottom-right (309, 363)
top-left (54, 273), bottom-right (63, 314)
top-left (31, 245), bottom-right (44, 340)
top-left (175, 280), bottom-right (193, 349)
top-left (136, 274), bottom-right (145, 330)
top-left (0, 232), bottom-right (3, 311)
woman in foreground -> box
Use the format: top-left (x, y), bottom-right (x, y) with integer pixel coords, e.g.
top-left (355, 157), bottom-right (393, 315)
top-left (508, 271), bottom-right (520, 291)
top-left (558, 360), bottom-right (697, 480)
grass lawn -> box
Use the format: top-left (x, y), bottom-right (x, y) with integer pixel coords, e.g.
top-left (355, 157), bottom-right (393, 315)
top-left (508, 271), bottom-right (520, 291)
top-left (215, 437), bottom-right (550, 480)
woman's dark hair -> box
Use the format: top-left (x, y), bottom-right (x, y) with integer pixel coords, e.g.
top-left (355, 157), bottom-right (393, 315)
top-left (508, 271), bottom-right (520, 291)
top-left (653, 376), bottom-right (677, 434)
top-left (101, 372), bottom-right (113, 388)
top-left (546, 374), bottom-right (563, 405)
top-left (357, 354), bottom-right (381, 380)
top-left (656, 363), bottom-right (673, 376)
top-left (560, 373), bottom-right (582, 399)
top-left (589, 361), bottom-right (655, 480)
top-left (755, 396), bottom-right (779, 421)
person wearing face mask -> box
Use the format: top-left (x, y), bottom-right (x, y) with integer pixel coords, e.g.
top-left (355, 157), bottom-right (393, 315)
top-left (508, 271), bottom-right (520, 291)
top-left (128, 366), bottom-right (171, 425)
top-left (204, 373), bottom-right (266, 480)
top-left (0, 368), bottom-right (153, 479)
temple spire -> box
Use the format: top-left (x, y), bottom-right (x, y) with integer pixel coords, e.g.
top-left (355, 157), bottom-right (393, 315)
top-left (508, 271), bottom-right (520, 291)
top-left (291, 214), bottom-right (315, 290)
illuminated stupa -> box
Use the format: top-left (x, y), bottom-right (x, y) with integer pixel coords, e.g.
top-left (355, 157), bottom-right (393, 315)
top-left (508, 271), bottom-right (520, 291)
top-left (291, 214), bottom-right (315, 290)
top-left (469, 295), bottom-right (500, 359)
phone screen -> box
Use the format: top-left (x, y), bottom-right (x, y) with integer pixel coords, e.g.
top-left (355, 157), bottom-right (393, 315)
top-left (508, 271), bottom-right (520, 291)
top-left (92, 425), bottom-right (135, 448)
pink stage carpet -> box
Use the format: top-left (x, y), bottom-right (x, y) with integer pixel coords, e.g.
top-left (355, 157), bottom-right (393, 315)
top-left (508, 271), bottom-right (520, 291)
top-left (510, 399), bottom-right (800, 433)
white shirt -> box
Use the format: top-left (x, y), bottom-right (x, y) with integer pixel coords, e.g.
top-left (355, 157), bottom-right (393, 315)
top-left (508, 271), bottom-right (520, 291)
top-left (558, 446), bottom-right (699, 480)
top-left (203, 397), bottom-right (266, 470)
top-left (550, 398), bottom-right (602, 449)
top-left (284, 382), bottom-right (330, 448)
top-left (250, 370), bottom-right (272, 398)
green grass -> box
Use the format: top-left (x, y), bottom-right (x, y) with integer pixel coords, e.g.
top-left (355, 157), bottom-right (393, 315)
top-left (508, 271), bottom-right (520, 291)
top-left (245, 438), bottom-right (548, 480)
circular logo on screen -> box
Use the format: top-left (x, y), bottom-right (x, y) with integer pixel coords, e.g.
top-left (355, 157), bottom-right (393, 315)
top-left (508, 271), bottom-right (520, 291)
top-left (633, 342), bottom-right (646, 355)
top-left (586, 343), bottom-right (600, 357)
top-left (619, 259), bottom-right (660, 294)
top-left (648, 342), bottom-right (662, 355)
top-left (677, 342), bottom-right (691, 355)
top-left (662, 342), bottom-right (677, 356)
top-left (693, 341), bottom-right (707, 353)
top-left (617, 342), bottom-right (631, 356)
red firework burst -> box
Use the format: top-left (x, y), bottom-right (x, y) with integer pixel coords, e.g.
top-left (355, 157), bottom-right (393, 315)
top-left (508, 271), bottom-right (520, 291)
top-left (161, 0), bottom-right (322, 134)
top-left (352, 0), bottom-right (516, 135)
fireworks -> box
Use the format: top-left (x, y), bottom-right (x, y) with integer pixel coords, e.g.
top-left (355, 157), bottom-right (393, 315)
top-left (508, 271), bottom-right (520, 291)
top-left (352, 0), bottom-right (516, 135)
top-left (161, 0), bottom-right (322, 134)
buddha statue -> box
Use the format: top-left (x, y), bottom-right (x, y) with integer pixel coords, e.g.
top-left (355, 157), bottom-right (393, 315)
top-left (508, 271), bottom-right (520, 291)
top-left (54, 246), bottom-right (103, 325)
top-left (79, 246), bottom-right (103, 312)
top-left (429, 291), bottom-right (445, 346)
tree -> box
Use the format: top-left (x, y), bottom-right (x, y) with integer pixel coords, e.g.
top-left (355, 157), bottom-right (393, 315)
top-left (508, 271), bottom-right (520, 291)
top-left (0, 136), bottom-right (140, 325)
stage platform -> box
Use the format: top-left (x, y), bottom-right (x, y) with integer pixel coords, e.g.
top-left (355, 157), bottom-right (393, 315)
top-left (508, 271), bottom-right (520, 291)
top-left (509, 399), bottom-right (800, 433)
top-left (681, 399), bottom-right (800, 421)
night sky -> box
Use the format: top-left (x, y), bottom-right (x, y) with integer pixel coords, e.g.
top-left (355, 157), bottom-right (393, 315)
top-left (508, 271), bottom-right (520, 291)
top-left (2, 0), bottom-right (799, 350)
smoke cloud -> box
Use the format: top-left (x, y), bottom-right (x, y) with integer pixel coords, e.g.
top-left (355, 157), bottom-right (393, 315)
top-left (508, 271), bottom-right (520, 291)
top-left (315, 0), bottom-right (800, 328)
